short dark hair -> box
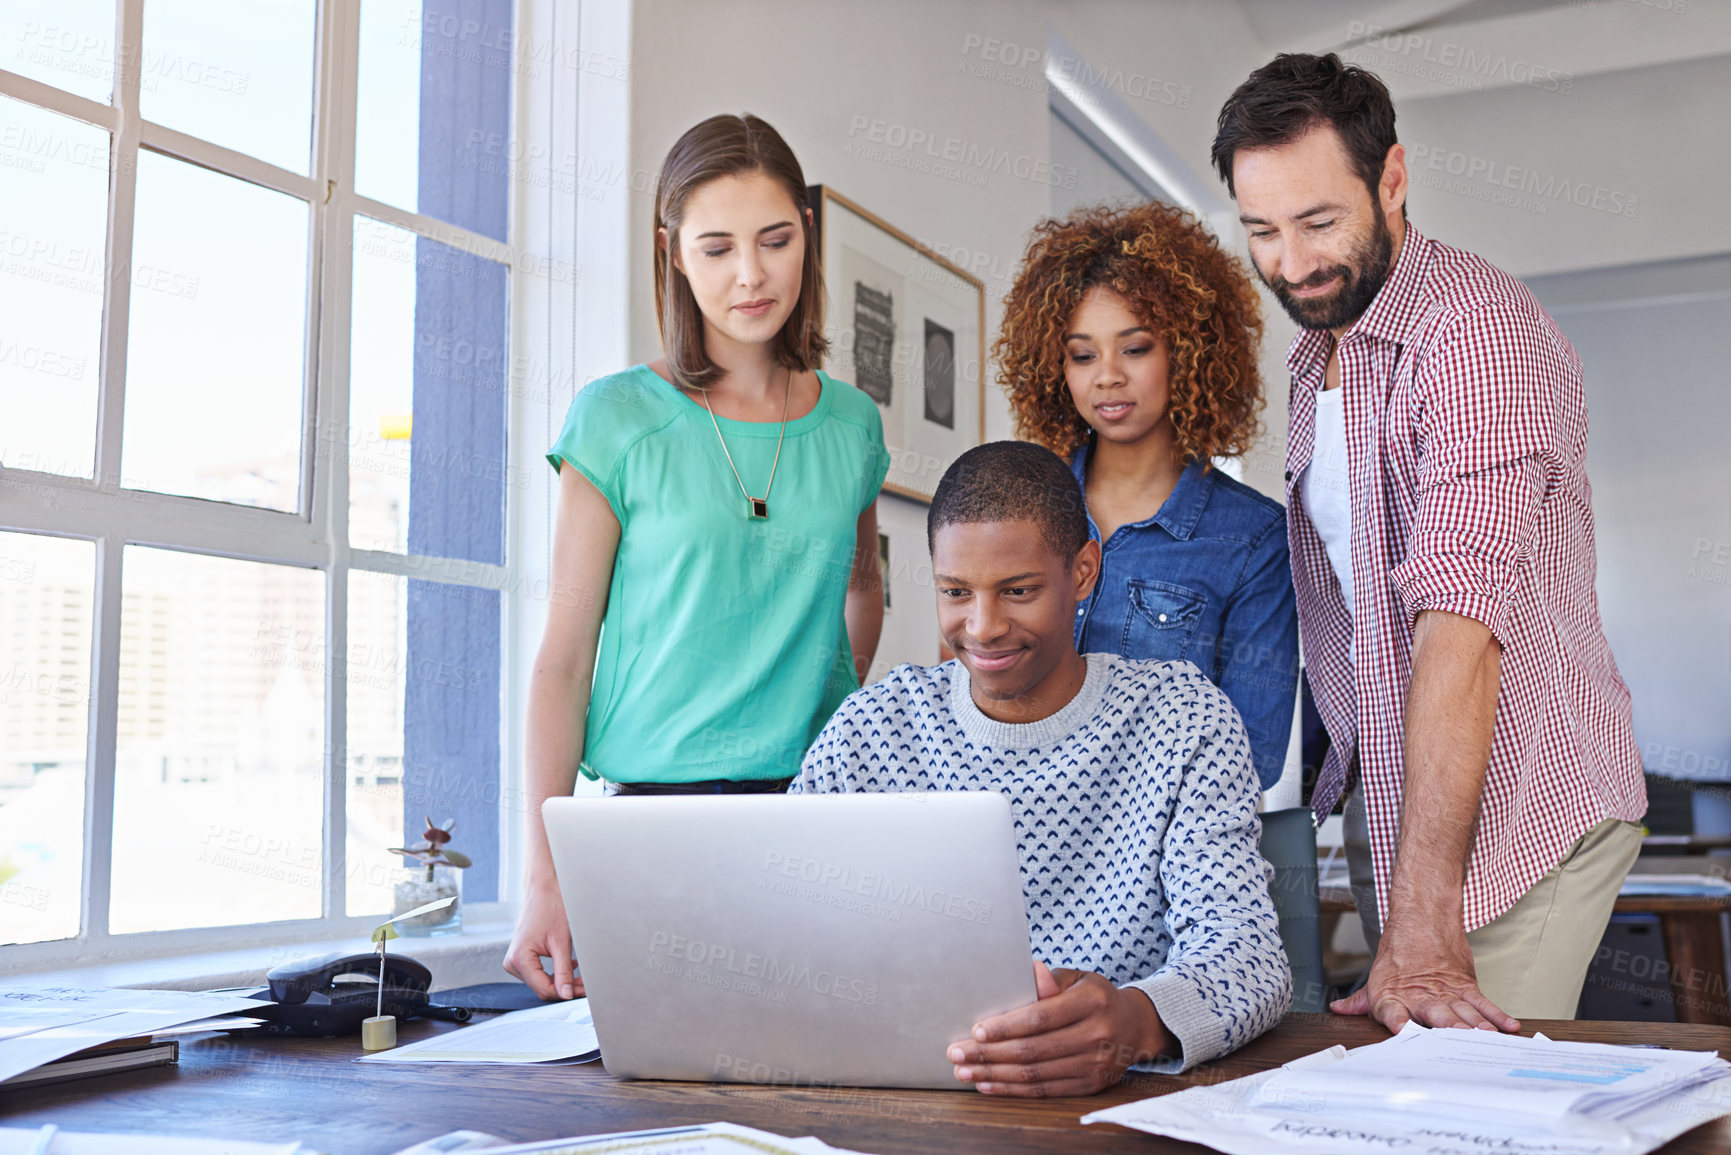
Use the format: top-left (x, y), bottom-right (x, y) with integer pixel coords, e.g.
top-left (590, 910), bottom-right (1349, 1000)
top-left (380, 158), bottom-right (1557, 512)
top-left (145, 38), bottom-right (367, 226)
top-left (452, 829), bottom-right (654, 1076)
top-left (928, 441), bottom-right (1089, 561)
top-left (653, 114), bottom-right (827, 389)
top-left (1211, 53), bottom-right (1398, 202)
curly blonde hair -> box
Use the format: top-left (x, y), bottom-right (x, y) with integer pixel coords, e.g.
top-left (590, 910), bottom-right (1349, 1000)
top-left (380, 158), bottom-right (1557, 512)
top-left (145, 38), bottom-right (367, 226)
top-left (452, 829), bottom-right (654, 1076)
top-left (994, 200), bottom-right (1265, 463)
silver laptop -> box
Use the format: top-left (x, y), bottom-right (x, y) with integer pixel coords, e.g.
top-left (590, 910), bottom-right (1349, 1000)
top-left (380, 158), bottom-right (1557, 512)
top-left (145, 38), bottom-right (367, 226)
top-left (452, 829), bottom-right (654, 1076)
top-left (542, 791), bottom-right (1036, 1090)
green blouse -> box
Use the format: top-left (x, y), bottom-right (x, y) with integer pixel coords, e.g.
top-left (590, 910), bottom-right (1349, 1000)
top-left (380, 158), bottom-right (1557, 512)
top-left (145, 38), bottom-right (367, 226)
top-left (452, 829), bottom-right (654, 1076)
top-left (547, 366), bottom-right (890, 783)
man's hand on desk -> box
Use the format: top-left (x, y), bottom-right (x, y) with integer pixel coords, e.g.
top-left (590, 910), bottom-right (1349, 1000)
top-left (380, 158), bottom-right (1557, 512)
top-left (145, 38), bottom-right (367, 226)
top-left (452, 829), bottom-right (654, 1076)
top-left (947, 961), bottom-right (1174, 1097)
top-left (503, 878), bottom-right (585, 1000)
top-left (1330, 918), bottom-right (1519, 1034)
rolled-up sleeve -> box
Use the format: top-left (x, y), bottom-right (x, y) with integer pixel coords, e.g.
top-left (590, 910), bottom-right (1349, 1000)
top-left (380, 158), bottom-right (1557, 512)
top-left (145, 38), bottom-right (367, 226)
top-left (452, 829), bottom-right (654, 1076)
top-left (1389, 302), bottom-right (1563, 648)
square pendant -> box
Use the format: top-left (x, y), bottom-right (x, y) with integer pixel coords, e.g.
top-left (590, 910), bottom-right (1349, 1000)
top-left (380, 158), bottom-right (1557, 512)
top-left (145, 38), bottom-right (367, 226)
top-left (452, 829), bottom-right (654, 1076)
top-left (749, 498), bottom-right (768, 520)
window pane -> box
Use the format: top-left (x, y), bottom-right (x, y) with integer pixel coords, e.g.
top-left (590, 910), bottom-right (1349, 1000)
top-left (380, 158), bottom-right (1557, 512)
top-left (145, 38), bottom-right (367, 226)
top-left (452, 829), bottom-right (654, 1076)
top-left (0, 532), bottom-right (93, 945)
top-left (403, 580), bottom-right (500, 903)
top-left (355, 0), bottom-right (512, 241)
top-left (0, 97), bottom-right (108, 479)
top-left (122, 151), bottom-right (308, 510)
top-left (346, 217), bottom-right (413, 553)
top-left (345, 569), bottom-right (405, 917)
top-left (110, 547), bottom-right (324, 934)
top-left (0, 1), bottom-right (116, 104)
top-left (346, 216), bottom-right (507, 562)
top-left (138, 0), bottom-right (315, 175)
top-left (345, 571), bottom-right (500, 914)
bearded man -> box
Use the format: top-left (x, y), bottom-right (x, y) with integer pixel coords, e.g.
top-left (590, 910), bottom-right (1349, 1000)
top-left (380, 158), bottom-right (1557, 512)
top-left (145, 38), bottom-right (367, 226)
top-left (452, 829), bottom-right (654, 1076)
top-left (1211, 53), bottom-right (1646, 1033)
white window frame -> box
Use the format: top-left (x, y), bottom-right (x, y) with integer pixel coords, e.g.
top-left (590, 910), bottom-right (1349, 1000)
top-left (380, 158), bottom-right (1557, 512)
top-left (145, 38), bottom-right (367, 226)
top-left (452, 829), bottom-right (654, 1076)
top-left (0, 0), bottom-right (603, 972)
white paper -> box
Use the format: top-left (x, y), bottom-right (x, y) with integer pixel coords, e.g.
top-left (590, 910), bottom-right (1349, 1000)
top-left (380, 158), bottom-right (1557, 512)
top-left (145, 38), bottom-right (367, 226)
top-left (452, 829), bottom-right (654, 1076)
top-left (1256, 1022), bottom-right (1723, 1123)
top-left (146, 1017), bottom-right (268, 1037)
top-left (0, 986), bottom-right (269, 1017)
top-left (0, 1128), bottom-right (303, 1155)
top-left (1082, 1028), bottom-right (1731, 1155)
top-left (0, 1008), bottom-right (114, 1043)
top-left (450, 1121), bottom-right (877, 1154)
top-left (389, 1132), bottom-right (510, 1155)
top-left (359, 999), bottom-right (600, 1064)
top-left (0, 987), bottom-right (274, 1084)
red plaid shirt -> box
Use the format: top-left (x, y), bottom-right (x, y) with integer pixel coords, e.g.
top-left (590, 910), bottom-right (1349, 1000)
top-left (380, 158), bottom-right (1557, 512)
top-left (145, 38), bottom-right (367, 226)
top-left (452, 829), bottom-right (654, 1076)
top-left (1289, 223), bottom-right (1645, 931)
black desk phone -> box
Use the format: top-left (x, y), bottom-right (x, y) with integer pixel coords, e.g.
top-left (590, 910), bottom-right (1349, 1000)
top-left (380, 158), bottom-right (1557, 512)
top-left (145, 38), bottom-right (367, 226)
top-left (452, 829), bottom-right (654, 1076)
top-left (245, 950), bottom-right (433, 1036)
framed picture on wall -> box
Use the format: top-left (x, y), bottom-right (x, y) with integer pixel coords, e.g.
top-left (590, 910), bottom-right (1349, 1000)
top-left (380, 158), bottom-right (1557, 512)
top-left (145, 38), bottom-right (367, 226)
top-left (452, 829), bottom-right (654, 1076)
top-left (807, 185), bottom-right (986, 502)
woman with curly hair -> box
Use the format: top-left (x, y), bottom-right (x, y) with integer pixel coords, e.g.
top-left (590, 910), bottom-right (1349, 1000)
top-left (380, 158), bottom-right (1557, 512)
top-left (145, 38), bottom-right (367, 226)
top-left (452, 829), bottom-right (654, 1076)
top-left (994, 200), bottom-right (1297, 789)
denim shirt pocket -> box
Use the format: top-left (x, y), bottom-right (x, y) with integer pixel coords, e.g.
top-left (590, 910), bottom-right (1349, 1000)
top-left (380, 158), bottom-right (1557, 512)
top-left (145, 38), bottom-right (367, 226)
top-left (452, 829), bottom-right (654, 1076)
top-left (1122, 580), bottom-right (1206, 664)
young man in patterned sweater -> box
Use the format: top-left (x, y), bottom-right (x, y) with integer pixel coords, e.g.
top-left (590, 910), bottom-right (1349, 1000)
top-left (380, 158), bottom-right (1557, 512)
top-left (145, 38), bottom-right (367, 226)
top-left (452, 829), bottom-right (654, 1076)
top-left (790, 441), bottom-right (1291, 1096)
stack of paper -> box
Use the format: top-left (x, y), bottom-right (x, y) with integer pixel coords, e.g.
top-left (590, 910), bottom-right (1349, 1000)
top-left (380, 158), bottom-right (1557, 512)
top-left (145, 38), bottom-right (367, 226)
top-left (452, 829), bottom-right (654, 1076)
top-left (1084, 1023), bottom-right (1731, 1155)
top-left (0, 1128), bottom-right (304, 1154)
top-left (0, 986), bottom-right (274, 1086)
top-left (393, 1122), bottom-right (878, 1154)
top-left (1618, 873), bottom-right (1731, 897)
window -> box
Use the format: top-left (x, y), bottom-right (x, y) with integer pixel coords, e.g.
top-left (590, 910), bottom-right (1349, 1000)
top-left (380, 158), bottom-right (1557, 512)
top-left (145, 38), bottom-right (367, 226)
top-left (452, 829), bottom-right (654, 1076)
top-left (0, 0), bottom-right (533, 963)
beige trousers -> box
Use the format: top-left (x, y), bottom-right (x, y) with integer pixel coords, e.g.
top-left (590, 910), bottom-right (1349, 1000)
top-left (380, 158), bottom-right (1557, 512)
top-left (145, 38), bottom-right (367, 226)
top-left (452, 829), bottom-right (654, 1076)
top-left (1344, 787), bottom-right (1642, 1020)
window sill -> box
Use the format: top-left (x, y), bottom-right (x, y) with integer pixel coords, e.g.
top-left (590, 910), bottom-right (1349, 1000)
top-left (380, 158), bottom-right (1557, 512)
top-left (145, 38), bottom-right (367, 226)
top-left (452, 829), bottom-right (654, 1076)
top-left (13, 921), bottom-right (515, 993)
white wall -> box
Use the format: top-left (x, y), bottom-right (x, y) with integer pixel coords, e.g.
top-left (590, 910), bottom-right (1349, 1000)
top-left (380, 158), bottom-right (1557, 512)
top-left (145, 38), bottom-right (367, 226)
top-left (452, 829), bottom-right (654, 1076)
top-left (1049, 110), bottom-right (1144, 218)
top-left (1397, 52), bottom-right (1731, 277)
top-left (1523, 257), bottom-right (1731, 793)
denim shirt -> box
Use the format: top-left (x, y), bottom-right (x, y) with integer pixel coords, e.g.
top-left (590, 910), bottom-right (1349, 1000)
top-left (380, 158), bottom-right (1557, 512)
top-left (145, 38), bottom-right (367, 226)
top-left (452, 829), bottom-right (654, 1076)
top-left (1071, 442), bottom-right (1299, 789)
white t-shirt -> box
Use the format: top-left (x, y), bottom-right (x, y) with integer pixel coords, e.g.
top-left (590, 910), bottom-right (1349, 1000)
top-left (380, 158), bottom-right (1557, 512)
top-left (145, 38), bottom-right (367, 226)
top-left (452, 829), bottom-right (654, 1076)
top-left (1302, 385), bottom-right (1354, 626)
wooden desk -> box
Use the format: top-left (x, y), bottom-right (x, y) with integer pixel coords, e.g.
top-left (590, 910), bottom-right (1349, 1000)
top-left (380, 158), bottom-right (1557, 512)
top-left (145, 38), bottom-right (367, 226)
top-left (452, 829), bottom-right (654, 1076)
top-left (1319, 884), bottom-right (1731, 1026)
top-left (4, 1014), bottom-right (1728, 1154)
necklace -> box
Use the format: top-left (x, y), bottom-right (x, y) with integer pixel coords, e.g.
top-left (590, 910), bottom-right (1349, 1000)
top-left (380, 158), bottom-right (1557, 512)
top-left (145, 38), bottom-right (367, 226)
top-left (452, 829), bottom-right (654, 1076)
top-left (697, 366), bottom-right (792, 520)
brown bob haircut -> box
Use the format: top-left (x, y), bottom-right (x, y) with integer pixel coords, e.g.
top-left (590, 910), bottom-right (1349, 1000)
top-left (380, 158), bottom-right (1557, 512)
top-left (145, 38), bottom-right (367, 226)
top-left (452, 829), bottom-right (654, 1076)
top-left (1211, 52), bottom-right (1400, 210)
top-left (994, 200), bottom-right (1264, 464)
top-left (653, 114), bottom-right (827, 389)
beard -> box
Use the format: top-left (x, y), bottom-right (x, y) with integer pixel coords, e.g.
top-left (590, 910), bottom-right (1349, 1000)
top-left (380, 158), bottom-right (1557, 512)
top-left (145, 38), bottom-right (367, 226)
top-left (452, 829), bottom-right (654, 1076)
top-left (1254, 210), bottom-right (1395, 332)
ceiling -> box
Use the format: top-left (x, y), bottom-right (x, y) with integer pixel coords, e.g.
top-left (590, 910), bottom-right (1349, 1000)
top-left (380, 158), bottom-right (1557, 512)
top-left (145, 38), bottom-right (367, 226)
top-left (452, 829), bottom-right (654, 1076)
top-left (1234, 0), bottom-right (1731, 102)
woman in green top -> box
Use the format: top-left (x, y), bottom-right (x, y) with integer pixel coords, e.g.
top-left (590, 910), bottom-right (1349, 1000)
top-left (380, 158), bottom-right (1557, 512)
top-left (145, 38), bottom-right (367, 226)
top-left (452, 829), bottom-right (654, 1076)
top-left (505, 115), bottom-right (890, 1000)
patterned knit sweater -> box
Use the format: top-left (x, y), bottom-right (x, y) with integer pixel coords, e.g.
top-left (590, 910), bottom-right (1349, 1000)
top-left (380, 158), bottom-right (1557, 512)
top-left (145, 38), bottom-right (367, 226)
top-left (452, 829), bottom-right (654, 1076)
top-left (790, 651), bottom-right (1292, 1072)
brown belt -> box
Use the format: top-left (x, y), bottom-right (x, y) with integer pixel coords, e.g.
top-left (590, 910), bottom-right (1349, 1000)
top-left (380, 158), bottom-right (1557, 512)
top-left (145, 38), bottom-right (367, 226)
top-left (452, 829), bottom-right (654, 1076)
top-left (608, 777), bottom-right (794, 796)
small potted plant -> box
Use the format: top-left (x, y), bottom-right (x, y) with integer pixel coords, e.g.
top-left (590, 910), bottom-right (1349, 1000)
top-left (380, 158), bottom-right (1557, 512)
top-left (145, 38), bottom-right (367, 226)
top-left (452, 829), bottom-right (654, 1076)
top-left (388, 817), bottom-right (471, 935)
